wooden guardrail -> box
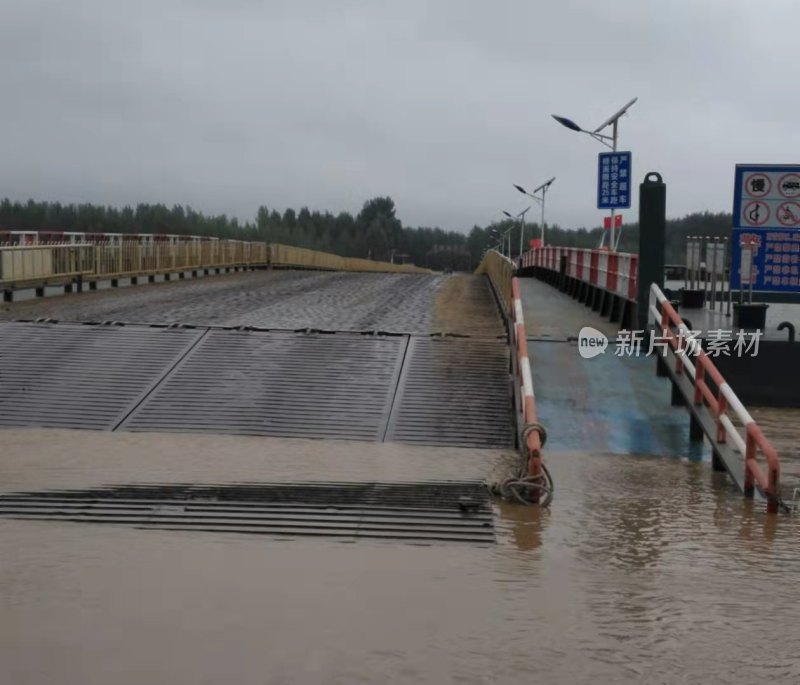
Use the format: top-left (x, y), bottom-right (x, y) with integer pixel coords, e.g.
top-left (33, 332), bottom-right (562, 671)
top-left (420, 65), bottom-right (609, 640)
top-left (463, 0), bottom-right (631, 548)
top-left (0, 244), bottom-right (95, 286)
top-left (268, 244), bottom-right (429, 274)
top-left (474, 248), bottom-right (515, 312)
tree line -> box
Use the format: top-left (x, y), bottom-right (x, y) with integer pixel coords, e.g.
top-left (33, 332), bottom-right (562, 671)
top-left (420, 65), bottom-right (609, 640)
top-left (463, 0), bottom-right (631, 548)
top-left (0, 197), bottom-right (732, 269)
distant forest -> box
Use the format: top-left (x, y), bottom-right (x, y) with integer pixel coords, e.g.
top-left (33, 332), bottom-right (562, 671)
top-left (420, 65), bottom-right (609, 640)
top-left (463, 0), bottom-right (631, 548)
top-left (0, 197), bottom-right (733, 270)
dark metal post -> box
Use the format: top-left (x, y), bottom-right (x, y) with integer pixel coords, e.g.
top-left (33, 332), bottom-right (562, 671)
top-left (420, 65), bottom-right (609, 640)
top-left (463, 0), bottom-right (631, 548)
top-left (637, 172), bottom-right (666, 331)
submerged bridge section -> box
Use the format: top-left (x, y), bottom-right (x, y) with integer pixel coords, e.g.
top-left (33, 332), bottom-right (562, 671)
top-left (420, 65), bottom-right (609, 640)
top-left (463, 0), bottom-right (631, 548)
top-left (0, 268), bottom-right (517, 544)
top-left (2, 239), bottom-right (792, 518)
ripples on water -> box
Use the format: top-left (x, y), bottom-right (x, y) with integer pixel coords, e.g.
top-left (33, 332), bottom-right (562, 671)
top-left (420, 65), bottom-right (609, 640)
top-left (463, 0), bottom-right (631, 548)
top-left (2, 448), bottom-right (799, 684)
top-left (493, 453), bottom-right (800, 684)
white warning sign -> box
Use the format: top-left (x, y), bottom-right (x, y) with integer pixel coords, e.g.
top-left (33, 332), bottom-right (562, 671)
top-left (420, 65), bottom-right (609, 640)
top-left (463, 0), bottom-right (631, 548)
top-left (735, 165), bottom-right (800, 229)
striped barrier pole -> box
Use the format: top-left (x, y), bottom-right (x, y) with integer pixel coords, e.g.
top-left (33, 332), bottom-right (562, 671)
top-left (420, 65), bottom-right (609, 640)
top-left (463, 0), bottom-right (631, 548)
top-left (511, 277), bottom-right (545, 495)
top-left (650, 283), bottom-right (781, 512)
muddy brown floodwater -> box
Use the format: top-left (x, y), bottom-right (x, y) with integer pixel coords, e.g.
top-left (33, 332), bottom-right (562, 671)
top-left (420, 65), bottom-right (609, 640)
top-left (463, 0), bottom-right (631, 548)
top-left (1, 430), bottom-right (799, 684)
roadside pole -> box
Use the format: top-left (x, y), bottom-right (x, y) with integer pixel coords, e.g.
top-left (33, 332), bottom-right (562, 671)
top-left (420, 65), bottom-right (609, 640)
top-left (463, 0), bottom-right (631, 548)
top-left (637, 172), bottom-right (666, 331)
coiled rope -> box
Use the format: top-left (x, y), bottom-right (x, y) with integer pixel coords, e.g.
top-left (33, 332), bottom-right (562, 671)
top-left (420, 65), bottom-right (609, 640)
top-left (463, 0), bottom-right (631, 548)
top-left (487, 462), bottom-right (554, 507)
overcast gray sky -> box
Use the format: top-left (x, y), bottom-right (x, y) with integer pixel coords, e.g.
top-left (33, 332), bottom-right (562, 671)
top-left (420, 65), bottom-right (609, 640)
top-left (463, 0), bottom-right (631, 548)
top-left (1, 0), bottom-right (796, 232)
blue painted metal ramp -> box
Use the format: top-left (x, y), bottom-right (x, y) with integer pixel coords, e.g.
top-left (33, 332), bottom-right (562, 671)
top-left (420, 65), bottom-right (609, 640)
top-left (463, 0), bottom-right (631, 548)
top-left (530, 341), bottom-right (703, 458)
top-left (517, 276), bottom-right (705, 459)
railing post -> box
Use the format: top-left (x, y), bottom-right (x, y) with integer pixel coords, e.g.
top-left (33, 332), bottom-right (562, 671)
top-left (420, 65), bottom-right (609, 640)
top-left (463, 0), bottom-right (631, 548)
top-left (694, 360), bottom-right (705, 405)
top-left (768, 465), bottom-right (779, 514)
top-left (716, 392), bottom-right (727, 443)
top-left (743, 433), bottom-right (755, 498)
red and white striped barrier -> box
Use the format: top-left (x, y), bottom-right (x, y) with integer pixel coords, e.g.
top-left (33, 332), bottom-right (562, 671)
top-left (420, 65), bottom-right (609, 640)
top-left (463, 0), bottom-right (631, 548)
top-left (510, 277), bottom-right (547, 495)
top-left (649, 283), bottom-right (782, 512)
top-left (520, 246), bottom-right (638, 302)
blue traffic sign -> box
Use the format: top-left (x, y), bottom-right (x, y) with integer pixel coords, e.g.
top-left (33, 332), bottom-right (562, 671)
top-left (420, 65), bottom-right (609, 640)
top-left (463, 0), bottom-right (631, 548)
top-left (730, 164), bottom-right (800, 291)
top-left (597, 151), bottom-right (632, 209)
top-left (730, 227), bottom-right (800, 291)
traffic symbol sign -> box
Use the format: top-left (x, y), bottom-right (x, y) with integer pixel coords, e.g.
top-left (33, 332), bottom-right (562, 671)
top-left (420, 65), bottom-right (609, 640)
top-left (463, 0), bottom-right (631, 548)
top-left (776, 201), bottom-right (800, 227)
top-left (733, 165), bottom-right (800, 292)
top-left (744, 172), bottom-right (772, 198)
top-left (743, 200), bottom-right (769, 226)
top-left (779, 173), bottom-right (800, 199)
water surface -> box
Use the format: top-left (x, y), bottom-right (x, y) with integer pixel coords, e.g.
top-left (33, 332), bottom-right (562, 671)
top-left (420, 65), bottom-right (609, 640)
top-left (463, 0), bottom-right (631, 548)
top-left (1, 430), bottom-right (798, 684)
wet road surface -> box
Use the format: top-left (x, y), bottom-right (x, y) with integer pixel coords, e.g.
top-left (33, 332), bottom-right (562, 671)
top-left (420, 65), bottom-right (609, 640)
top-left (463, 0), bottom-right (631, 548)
top-left (517, 276), bottom-right (620, 338)
top-left (0, 271), bottom-right (504, 337)
top-left (1, 430), bottom-right (799, 684)
top-left (531, 340), bottom-right (703, 459)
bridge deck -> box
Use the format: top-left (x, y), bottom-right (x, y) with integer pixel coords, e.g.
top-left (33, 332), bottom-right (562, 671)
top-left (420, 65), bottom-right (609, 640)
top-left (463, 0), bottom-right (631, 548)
top-left (517, 276), bottom-right (619, 339)
top-left (1, 270), bottom-right (504, 337)
top-left (0, 272), bottom-right (512, 450)
top-left (0, 322), bottom-right (513, 449)
top-left (530, 341), bottom-right (702, 457)
top-left (517, 276), bottom-right (704, 459)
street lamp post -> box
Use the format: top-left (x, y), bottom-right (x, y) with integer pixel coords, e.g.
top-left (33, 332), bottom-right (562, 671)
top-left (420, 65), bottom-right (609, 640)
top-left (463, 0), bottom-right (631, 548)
top-left (503, 207), bottom-right (531, 259)
top-left (552, 97), bottom-right (637, 251)
top-left (514, 177), bottom-right (555, 248)
top-left (501, 212), bottom-right (515, 259)
top-left (497, 218), bottom-right (512, 258)
top-left (488, 228), bottom-right (503, 256)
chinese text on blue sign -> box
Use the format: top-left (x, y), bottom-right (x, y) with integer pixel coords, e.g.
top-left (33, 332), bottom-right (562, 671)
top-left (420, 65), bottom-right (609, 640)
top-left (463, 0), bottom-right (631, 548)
top-left (597, 151), bottom-right (632, 210)
top-left (730, 164), bottom-right (800, 291)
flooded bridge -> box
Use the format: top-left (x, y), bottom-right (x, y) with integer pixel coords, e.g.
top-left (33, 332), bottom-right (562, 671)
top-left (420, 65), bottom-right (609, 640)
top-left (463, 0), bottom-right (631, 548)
top-left (1, 238), bottom-right (799, 684)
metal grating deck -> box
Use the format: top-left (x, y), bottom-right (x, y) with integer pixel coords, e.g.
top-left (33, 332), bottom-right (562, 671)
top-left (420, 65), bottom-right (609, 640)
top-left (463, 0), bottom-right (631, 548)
top-left (0, 322), bottom-right (202, 430)
top-left (0, 322), bottom-right (513, 449)
top-left (0, 482), bottom-right (495, 544)
top-left (119, 330), bottom-right (407, 440)
top-left (385, 338), bottom-right (514, 448)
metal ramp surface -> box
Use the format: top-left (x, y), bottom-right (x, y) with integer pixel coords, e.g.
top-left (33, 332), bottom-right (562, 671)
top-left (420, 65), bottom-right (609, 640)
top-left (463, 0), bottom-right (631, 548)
top-left (0, 322), bottom-right (514, 449)
top-left (0, 323), bottom-right (202, 430)
top-left (0, 481), bottom-right (495, 544)
top-left (119, 329), bottom-right (407, 441)
top-left (529, 340), bottom-right (703, 458)
top-left (385, 337), bottom-right (514, 448)
top-left (517, 276), bottom-right (619, 339)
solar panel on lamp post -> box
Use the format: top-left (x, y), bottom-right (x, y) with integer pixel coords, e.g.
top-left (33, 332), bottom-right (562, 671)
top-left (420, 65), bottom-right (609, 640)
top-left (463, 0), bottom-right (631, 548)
top-left (503, 208), bottom-right (530, 259)
top-left (551, 97), bottom-right (637, 251)
top-left (514, 177), bottom-right (555, 249)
